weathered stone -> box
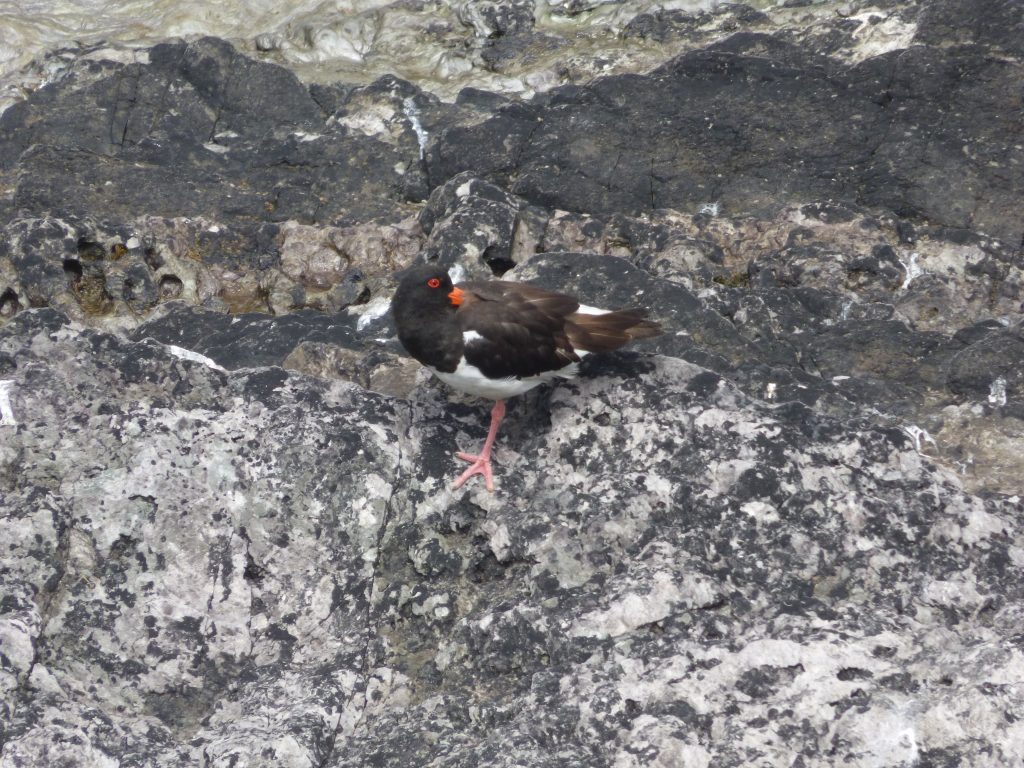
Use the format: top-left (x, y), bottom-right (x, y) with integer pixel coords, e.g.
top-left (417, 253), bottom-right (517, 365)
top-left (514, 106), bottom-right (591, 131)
top-left (428, 30), bottom-right (1024, 246)
top-left (2, 310), bottom-right (1023, 766)
top-left (0, 214), bottom-right (423, 326)
top-left (2, 1), bottom-right (1024, 764)
top-left (283, 341), bottom-right (422, 398)
top-left (0, 38), bottom-right (416, 226)
top-left (419, 173), bottom-right (536, 277)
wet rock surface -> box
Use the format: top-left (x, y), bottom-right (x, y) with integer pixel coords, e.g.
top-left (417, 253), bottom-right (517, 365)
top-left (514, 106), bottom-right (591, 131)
top-left (2, 0), bottom-right (1024, 765)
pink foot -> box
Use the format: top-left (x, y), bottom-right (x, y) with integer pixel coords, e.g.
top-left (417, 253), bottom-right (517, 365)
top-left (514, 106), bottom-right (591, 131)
top-left (451, 400), bottom-right (505, 493)
top-left (453, 451), bottom-right (494, 491)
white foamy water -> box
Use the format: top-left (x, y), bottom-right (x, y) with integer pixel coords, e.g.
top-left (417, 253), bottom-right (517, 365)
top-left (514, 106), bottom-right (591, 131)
top-left (0, 0), bottom-right (755, 113)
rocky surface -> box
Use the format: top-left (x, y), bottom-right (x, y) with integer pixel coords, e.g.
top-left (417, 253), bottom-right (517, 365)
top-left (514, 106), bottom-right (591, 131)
top-left (0, 0), bottom-right (943, 111)
top-left (429, 28), bottom-right (1023, 245)
top-left (2, 0), bottom-right (1024, 765)
top-left (3, 302), bottom-right (1023, 767)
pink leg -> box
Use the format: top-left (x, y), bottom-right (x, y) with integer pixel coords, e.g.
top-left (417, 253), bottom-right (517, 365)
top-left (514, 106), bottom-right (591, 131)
top-left (453, 400), bottom-right (506, 492)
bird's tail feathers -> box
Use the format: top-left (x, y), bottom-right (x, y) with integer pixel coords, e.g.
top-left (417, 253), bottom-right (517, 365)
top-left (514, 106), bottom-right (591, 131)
top-left (565, 309), bottom-right (662, 353)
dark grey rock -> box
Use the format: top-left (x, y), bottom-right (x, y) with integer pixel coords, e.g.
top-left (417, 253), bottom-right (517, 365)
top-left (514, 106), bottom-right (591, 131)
top-left (0, 38), bottom-right (417, 226)
top-left (0, 305), bottom-right (69, 337)
top-left (2, 217), bottom-right (81, 312)
top-left (130, 302), bottom-right (369, 370)
top-left (428, 30), bottom-right (1024, 246)
top-left (478, 30), bottom-right (567, 72)
top-left (945, 327), bottom-right (1024, 406)
top-left (801, 318), bottom-right (959, 392)
top-left (621, 9), bottom-right (714, 42)
top-left (455, 86), bottom-right (513, 111)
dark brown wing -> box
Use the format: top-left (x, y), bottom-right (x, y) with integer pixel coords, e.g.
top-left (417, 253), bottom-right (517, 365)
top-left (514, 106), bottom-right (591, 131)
top-left (565, 309), bottom-right (662, 353)
top-left (459, 280), bottom-right (581, 318)
top-left (455, 280), bottom-right (581, 379)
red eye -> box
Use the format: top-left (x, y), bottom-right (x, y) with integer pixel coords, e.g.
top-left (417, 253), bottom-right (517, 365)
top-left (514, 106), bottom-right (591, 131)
top-left (427, 278), bottom-right (441, 288)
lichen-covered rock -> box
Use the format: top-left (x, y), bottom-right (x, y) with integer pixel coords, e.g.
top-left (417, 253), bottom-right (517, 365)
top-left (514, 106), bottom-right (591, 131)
top-left (0, 310), bottom-right (402, 767)
top-left (2, 308), bottom-right (1023, 766)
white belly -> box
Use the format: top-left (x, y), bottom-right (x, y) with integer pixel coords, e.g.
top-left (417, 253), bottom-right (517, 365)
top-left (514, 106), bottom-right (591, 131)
top-left (430, 358), bottom-right (580, 400)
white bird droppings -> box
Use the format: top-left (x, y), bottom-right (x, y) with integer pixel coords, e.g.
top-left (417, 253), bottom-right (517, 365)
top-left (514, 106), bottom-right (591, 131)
top-left (988, 377), bottom-right (1007, 407)
top-left (0, 380), bottom-right (16, 426)
top-left (166, 345), bottom-right (227, 372)
top-left (354, 296), bottom-right (392, 331)
top-left (899, 252), bottom-right (923, 290)
top-left (448, 264), bottom-right (467, 284)
top-left (403, 96), bottom-right (429, 159)
top-left (903, 424), bottom-right (937, 454)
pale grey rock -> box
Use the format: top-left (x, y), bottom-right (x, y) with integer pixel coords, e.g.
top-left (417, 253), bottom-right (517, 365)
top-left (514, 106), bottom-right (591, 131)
top-left (1, 310), bottom-right (402, 767)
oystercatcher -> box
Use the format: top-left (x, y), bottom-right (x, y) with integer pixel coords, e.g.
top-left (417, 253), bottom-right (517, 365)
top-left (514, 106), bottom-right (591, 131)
top-left (391, 263), bottom-right (661, 491)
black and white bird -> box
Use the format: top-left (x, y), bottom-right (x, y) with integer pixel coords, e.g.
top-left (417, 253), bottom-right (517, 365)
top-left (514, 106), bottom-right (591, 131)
top-left (391, 263), bottom-right (661, 491)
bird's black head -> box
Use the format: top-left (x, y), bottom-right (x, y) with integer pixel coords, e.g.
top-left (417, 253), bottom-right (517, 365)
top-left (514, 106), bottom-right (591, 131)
top-left (392, 263), bottom-right (457, 314)
top-left (391, 262), bottom-right (463, 369)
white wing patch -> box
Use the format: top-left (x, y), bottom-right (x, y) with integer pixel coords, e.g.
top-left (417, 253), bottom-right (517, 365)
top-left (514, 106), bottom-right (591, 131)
top-left (570, 305), bottom-right (607, 357)
top-left (463, 330), bottom-right (485, 345)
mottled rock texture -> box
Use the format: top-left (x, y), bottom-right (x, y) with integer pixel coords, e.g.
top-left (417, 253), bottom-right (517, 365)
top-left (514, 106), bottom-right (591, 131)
top-left (3, 305), bottom-right (1023, 767)
top-left (2, 0), bottom-right (1024, 765)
